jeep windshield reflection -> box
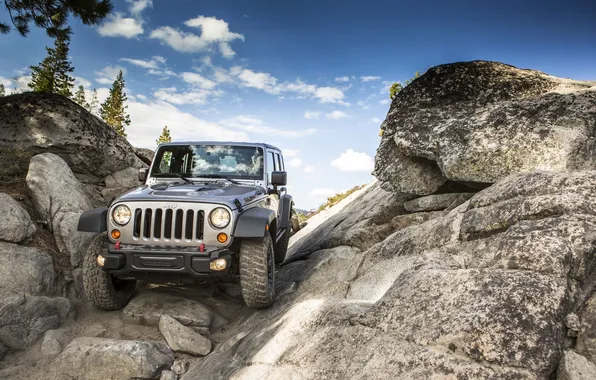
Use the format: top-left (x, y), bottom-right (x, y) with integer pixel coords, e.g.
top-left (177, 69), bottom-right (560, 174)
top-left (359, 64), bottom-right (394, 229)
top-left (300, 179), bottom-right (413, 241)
top-left (150, 144), bottom-right (265, 181)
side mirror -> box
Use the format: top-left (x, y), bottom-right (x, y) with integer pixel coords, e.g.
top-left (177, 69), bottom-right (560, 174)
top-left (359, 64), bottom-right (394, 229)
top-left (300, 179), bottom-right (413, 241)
top-left (271, 171), bottom-right (287, 186)
top-left (139, 168), bottom-right (148, 182)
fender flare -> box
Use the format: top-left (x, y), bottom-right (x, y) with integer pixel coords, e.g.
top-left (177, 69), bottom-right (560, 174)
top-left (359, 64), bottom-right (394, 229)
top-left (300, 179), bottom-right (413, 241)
top-left (77, 207), bottom-right (108, 233)
top-left (233, 207), bottom-right (276, 239)
top-left (278, 194), bottom-right (293, 229)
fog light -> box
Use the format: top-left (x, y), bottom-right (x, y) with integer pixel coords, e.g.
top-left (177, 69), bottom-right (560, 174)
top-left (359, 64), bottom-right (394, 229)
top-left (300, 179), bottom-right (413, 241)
top-left (210, 258), bottom-right (227, 271)
top-left (97, 255), bottom-right (106, 267)
top-left (111, 229), bottom-right (121, 240)
top-left (217, 233), bottom-right (228, 243)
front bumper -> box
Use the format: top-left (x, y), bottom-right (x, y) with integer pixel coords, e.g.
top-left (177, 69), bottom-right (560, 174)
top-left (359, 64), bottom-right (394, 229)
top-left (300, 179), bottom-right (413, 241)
top-left (102, 243), bottom-right (232, 277)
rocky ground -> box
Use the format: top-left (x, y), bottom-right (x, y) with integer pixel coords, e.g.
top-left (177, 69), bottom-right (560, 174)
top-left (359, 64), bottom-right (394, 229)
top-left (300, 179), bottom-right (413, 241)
top-left (1, 60), bottom-right (596, 379)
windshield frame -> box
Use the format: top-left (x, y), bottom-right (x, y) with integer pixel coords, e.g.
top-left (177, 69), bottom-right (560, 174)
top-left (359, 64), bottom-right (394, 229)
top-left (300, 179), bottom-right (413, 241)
top-left (149, 144), bottom-right (265, 181)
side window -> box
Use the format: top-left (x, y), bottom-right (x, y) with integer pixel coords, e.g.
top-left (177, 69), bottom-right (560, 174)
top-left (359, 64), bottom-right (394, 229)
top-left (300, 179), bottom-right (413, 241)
top-left (266, 151), bottom-right (276, 182)
top-left (275, 153), bottom-right (283, 171)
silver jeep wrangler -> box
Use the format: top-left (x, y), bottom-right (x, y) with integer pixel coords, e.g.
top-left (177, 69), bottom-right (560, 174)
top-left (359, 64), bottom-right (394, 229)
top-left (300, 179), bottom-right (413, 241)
top-left (77, 141), bottom-right (299, 310)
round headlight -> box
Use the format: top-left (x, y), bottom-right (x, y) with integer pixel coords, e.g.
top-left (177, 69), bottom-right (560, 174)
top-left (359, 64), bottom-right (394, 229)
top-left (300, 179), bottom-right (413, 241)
top-left (112, 205), bottom-right (132, 226)
top-left (210, 207), bottom-right (231, 229)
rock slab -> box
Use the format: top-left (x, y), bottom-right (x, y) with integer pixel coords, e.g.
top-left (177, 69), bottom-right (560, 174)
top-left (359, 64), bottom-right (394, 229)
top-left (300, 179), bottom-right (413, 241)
top-left (0, 242), bottom-right (54, 296)
top-left (0, 294), bottom-right (71, 350)
top-left (123, 292), bottom-right (215, 327)
top-left (48, 337), bottom-right (174, 380)
top-left (0, 193), bottom-right (36, 243)
top-left (159, 315), bottom-right (212, 356)
top-left (557, 350), bottom-right (596, 380)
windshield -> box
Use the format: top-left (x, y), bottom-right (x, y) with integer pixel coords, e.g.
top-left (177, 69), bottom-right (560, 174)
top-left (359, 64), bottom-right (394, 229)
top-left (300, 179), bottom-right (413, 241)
top-left (150, 144), bottom-right (264, 181)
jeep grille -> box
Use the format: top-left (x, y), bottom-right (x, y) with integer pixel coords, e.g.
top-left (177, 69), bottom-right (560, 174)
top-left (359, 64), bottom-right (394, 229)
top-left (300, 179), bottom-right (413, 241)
top-left (132, 207), bottom-right (205, 242)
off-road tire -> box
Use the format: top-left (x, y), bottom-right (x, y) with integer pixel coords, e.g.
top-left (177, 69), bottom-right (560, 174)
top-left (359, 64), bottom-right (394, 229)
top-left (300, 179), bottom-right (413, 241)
top-left (83, 233), bottom-right (136, 311)
top-left (239, 234), bottom-right (276, 309)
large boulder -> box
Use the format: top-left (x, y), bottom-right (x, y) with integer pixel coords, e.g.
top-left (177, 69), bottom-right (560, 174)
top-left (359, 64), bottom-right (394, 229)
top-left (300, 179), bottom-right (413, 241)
top-left (0, 92), bottom-right (144, 183)
top-left (0, 294), bottom-right (71, 350)
top-left (0, 192), bottom-right (36, 243)
top-left (374, 60), bottom-right (596, 194)
top-left (184, 170), bottom-right (596, 379)
top-left (0, 242), bottom-right (54, 296)
top-left (26, 153), bottom-right (95, 267)
top-left (48, 337), bottom-right (174, 380)
top-left (26, 153), bottom-right (92, 228)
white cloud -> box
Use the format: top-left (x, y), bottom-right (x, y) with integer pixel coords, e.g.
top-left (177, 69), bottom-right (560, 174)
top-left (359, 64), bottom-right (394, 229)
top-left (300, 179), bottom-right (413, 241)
top-left (1, 74), bottom-right (31, 94)
top-left (335, 76), bottom-right (350, 82)
top-left (357, 100), bottom-right (370, 110)
top-left (121, 56), bottom-right (165, 69)
top-left (126, 0), bottom-right (152, 15)
top-left (74, 76), bottom-right (91, 88)
top-left (361, 76), bottom-right (381, 82)
top-left (309, 188), bottom-right (335, 198)
top-left (213, 68), bottom-right (233, 83)
top-left (181, 72), bottom-right (217, 90)
top-left (153, 87), bottom-right (215, 105)
top-left (229, 67), bottom-right (347, 104)
top-left (304, 165), bottom-right (314, 173)
top-left (287, 158), bottom-right (302, 168)
top-left (326, 110), bottom-right (349, 119)
top-left (219, 115), bottom-right (316, 138)
top-left (371, 117), bottom-right (381, 124)
top-left (95, 65), bottom-right (127, 85)
top-left (314, 86), bottom-right (346, 105)
top-left (126, 100), bottom-right (248, 149)
top-left (137, 94), bottom-right (148, 101)
top-left (304, 111), bottom-right (321, 120)
top-left (150, 16), bottom-right (244, 58)
top-left (234, 68), bottom-right (278, 92)
top-left (283, 149), bottom-right (300, 157)
top-left (331, 149), bottom-right (374, 172)
top-left (98, 13), bottom-right (144, 38)
top-left (380, 99), bottom-right (390, 106)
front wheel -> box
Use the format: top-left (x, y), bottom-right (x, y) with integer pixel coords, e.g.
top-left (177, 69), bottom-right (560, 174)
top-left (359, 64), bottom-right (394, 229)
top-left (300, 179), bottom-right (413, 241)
top-left (82, 233), bottom-right (136, 311)
top-left (239, 234), bottom-right (276, 309)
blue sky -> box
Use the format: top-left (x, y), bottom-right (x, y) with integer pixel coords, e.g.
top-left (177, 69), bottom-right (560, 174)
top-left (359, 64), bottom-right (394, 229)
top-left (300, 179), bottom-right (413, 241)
top-left (1, 0), bottom-right (596, 209)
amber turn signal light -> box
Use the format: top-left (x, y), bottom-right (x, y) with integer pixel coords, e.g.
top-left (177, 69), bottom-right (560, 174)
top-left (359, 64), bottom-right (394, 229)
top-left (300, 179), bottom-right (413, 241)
top-left (217, 233), bottom-right (228, 243)
top-left (111, 229), bottom-right (121, 240)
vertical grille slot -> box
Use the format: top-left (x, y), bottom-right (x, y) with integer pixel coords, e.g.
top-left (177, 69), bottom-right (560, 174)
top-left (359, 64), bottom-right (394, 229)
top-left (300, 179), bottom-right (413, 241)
top-left (196, 210), bottom-right (205, 240)
top-left (133, 208), bottom-right (142, 238)
top-left (185, 210), bottom-right (194, 240)
top-left (153, 209), bottom-right (163, 239)
top-left (174, 209), bottom-right (184, 240)
top-left (164, 209), bottom-right (173, 239)
top-left (143, 208), bottom-right (152, 239)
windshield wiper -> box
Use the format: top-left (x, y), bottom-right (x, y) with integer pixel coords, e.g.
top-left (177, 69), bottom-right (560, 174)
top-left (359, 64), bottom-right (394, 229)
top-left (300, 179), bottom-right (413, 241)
top-left (153, 173), bottom-right (194, 184)
top-left (199, 174), bottom-right (242, 185)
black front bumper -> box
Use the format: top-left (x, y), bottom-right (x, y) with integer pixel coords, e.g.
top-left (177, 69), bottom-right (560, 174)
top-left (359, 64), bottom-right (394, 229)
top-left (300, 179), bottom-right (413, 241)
top-left (103, 244), bottom-right (232, 278)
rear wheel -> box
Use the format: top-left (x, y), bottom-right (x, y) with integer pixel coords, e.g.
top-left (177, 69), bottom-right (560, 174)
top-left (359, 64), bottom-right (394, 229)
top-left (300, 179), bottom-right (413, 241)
top-left (239, 234), bottom-right (276, 309)
top-left (82, 233), bottom-right (136, 311)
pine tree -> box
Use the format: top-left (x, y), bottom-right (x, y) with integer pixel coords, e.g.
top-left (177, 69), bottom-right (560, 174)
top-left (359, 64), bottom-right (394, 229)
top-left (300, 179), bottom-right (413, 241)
top-left (88, 89), bottom-right (99, 114)
top-left (0, 83), bottom-right (4, 97)
top-left (156, 126), bottom-right (172, 145)
top-left (1, 0), bottom-right (113, 40)
top-left (73, 85), bottom-right (89, 108)
top-left (389, 71), bottom-right (421, 100)
top-left (28, 34), bottom-right (75, 97)
top-left (100, 70), bottom-right (131, 138)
